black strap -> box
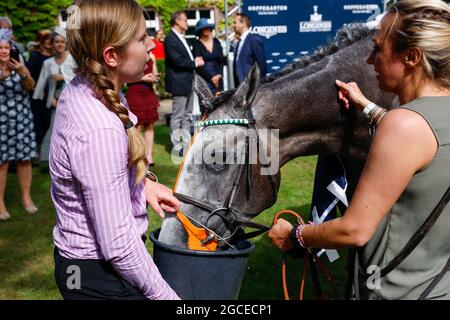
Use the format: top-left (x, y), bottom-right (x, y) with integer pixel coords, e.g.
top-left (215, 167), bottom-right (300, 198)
top-left (355, 185), bottom-right (450, 299)
top-left (173, 193), bottom-right (216, 213)
top-left (380, 186), bottom-right (450, 278)
top-left (309, 255), bottom-right (324, 299)
top-left (358, 185), bottom-right (450, 279)
top-left (234, 217), bottom-right (270, 231)
top-left (418, 256), bottom-right (450, 300)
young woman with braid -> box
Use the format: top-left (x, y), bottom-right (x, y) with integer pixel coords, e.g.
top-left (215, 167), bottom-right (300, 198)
top-left (270, 0), bottom-right (450, 299)
top-left (51, 0), bottom-right (180, 299)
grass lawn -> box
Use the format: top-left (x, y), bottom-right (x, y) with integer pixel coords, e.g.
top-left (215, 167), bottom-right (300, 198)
top-left (0, 125), bottom-right (349, 300)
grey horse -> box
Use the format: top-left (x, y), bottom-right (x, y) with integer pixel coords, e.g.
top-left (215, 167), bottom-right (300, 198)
top-left (159, 24), bottom-right (398, 248)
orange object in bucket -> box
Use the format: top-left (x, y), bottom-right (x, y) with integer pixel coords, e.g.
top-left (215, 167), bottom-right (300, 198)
top-left (176, 211), bottom-right (218, 251)
top-left (172, 125), bottom-right (218, 252)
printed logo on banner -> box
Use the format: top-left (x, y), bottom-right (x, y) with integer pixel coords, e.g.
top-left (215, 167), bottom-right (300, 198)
top-left (299, 5), bottom-right (332, 33)
top-left (247, 5), bottom-right (288, 16)
top-left (343, 4), bottom-right (380, 14)
top-left (251, 25), bottom-right (288, 39)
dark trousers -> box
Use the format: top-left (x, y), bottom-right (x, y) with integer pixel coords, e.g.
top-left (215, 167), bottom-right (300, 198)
top-left (54, 247), bottom-right (147, 300)
top-left (30, 98), bottom-right (51, 147)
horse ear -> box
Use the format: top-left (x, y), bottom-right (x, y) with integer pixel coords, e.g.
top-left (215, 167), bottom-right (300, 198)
top-left (193, 72), bottom-right (214, 102)
top-left (233, 63), bottom-right (260, 108)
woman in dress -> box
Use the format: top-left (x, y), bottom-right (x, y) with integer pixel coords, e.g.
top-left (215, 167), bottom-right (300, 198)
top-left (0, 28), bottom-right (37, 220)
top-left (192, 18), bottom-right (225, 97)
top-left (269, 0), bottom-right (450, 299)
top-left (27, 29), bottom-right (52, 147)
top-left (152, 29), bottom-right (165, 61)
top-left (33, 27), bottom-right (76, 166)
top-left (125, 52), bottom-right (159, 166)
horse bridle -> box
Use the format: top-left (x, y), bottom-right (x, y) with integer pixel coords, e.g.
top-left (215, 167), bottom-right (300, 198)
top-left (173, 97), bottom-right (278, 246)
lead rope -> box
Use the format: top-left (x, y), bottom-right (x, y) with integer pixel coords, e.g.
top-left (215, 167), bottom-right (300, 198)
top-left (273, 210), bottom-right (339, 300)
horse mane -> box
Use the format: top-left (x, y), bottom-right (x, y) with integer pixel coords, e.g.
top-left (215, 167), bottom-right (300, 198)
top-left (210, 24), bottom-right (372, 107)
top-left (261, 23), bottom-right (372, 84)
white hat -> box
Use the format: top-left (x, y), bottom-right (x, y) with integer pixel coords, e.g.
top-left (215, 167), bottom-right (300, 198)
top-left (52, 26), bottom-right (67, 40)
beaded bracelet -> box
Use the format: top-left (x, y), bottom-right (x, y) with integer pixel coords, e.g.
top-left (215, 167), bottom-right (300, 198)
top-left (295, 221), bottom-right (314, 248)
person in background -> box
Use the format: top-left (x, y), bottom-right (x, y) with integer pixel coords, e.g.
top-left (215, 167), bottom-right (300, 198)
top-left (126, 52), bottom-right (159, 166)
top-left (269, 0), bottom-right (450, 300)
top-left (52, 0), bottom-right (180, 300)
top-left (152, 29), bottom-right (165, 61)
top-left (33, 27), bottom-right (76, 169)
top-left (27, 29), bottom-right (53, 150)
top-left (232, 13), bottom-right (267, 86)
top-left (192, 18), bottom-right (225, 98)
top-left (0, 16), bottom-right (25, 54)
top-left (0, 28), bottom-right (37, 220)
top-left (164, 11), bottom-right (204, 154)
top-left (23, 41), bottom-right (36, 62)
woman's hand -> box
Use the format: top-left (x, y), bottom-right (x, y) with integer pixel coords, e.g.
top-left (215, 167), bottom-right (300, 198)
top-left (211, 74), bottom-right (222, 88)
top-left (142, 73), bottom-right (159, 83)
top-left (144, 180), bottom-right (180, 218)
top-left (51, 98), bottom-right (58, 108)
top-left (8, 58), bottom-right (28, 77)
top-left (52, 74), bottom-right (65, 82)
top-left (195, 56), bottom-right (205, 68)
top-left (268, 218), bottom-right (294, 252)
top-left (335, 80), bottom-right (371, 111)
top-left (8, 58), bottom-right (34, 91)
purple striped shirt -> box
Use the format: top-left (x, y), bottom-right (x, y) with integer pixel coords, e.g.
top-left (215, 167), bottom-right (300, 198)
top-left (50, 76), bottom-right (179, 300)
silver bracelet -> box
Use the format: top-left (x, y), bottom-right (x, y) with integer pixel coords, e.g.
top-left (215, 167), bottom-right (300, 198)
top-left (363, 102), bottom-right (379, 118)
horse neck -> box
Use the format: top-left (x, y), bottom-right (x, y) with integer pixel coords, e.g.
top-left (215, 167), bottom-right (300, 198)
top-left (253, 38), bottom-right (375, 167)
top-left (253, 75), bottom-right (348, 167)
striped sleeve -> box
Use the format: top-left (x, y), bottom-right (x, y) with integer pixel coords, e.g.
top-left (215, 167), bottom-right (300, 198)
top-left (70, 128), bottom-right (179, 300)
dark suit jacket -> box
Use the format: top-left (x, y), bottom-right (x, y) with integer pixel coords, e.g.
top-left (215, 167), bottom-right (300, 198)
top-left (164, 30), bottom-right (196, 96)
top-left (233, 33), bottom-right (267, 85)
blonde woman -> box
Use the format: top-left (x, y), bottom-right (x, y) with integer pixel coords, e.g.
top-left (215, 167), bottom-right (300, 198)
top-left (269, 0), bottom-right (450, 300)
top-left (51, 0), bottom-right (180, 299)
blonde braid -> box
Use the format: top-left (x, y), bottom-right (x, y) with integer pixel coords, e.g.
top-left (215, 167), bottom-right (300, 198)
top-left (67, 0), bottom-right (149, 183)
top-left (84, 58), bottom-right (148, 183)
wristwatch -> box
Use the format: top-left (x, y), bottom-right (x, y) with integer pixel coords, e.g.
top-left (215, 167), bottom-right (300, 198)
top-left (363, 102), bottom-right (379, 117)
top-left (145, 171), bottom-right (158, 183)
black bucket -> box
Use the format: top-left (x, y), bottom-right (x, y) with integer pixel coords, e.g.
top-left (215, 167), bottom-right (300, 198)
top-left (150, 228), bottom-right (255, 300)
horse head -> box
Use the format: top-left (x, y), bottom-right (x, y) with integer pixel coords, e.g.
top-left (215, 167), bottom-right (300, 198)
top-left (159, 24), bottom-right (398, 249)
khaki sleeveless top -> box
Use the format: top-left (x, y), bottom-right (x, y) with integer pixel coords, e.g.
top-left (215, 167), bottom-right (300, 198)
top-left (358, 96), bottom-right (450, 300)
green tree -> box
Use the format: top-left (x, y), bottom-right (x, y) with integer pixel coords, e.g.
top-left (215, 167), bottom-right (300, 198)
top-left (140, 0), bottom-right (187, 33)
top-left (0, 0), bottom-right (236, 44)
top-left (0, 0), bottom-right (71, 43)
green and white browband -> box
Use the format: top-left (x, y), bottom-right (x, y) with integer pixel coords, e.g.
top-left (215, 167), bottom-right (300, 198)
top-left (195, 119), bottom-right (250, 128)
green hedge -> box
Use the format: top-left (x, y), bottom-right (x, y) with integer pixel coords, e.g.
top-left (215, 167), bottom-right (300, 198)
top-left (1, 0), bottom-right (237, 43)
top-left (0, 0), bottom-right (71, 44)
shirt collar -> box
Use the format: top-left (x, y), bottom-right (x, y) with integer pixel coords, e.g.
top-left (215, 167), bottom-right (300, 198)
top-left (172, 28), bottom-right (185, 40)
top-left (240, 29), bottom-right (250, 43)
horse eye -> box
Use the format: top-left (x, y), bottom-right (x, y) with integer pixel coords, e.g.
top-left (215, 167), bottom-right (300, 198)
top-left (206, 151), bottom-right (228, 173)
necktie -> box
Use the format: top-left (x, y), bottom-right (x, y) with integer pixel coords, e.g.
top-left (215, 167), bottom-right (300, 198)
top-left (235, 39), bottom-right (242, 61)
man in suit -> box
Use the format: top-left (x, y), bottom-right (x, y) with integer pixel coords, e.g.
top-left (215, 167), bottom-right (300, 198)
top-left (165, 11), bottom-right (204, 151)
top-left (232, 13), bottom-right (267, 86)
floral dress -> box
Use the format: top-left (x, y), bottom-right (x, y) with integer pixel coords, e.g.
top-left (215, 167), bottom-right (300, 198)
top-left (0, 71), bottom-right (37, 164)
